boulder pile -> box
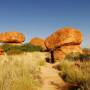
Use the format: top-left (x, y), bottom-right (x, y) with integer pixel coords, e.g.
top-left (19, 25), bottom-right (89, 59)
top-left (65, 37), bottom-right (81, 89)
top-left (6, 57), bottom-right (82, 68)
top-left (45, 27), bottom-right (83, 60)
top-left (0, 27), bottom-right (83, 60)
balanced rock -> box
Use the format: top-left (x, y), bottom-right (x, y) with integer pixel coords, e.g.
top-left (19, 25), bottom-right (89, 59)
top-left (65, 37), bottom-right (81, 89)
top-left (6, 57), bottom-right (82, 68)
top-left (45, 27), bottom-right (83, 49)
top-left (0, 32), bottom-right (25, 43)
top-left (30, 37), bottom-right (46, 50)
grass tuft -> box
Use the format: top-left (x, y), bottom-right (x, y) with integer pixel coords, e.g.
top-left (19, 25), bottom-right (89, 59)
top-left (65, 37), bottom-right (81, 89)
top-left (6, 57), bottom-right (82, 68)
top-left (0, 52), bottom-right (46, 90)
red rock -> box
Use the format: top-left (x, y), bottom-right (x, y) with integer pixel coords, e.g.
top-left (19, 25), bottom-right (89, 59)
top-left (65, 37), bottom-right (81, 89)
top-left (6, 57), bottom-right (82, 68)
top-left (30, 37), bottom-right (46, 50)
top-left (54, 50), bottom-right (65, 61)
top-left (45, 27), bottom-right (83, 49)
top-left (58, 45), bottom-right (82, 54)
top-left (53, 45), bottom-right (82, 60)
top-left (0, 32), bottom-right (25, 43)
top-left (54, 45), bottom-right (82, 60)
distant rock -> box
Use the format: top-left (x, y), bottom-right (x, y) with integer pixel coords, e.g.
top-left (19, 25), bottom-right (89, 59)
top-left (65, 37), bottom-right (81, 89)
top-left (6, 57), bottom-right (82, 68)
top-left (30, 37), bottom-right (46, 50)
top-left (54, 50), bottom-right (65, 61)
top-left (0, 32), bottom-right (25, 43)
top-left (45, 27), bottom-right (83, 49)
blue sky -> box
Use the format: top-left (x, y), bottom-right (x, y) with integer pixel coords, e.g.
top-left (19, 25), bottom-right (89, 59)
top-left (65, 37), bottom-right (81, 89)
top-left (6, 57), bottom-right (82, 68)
top-left (0, 0), bottom-right (90, 48)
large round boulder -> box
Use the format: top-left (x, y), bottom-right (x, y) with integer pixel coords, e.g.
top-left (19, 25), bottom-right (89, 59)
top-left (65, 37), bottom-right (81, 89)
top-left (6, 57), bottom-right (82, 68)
top-left (29, 37), bottom-right (46, 50)
top-left (0, 32), bottom-right (25, 43)
top-left (45, 27), bottom-right (83, 49)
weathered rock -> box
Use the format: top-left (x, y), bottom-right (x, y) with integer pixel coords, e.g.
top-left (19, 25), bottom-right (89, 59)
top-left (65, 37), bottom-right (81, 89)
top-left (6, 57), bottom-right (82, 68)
top-left (54, 45), bottom-right (82, 60)
top-left (4, 43), bottom-right (22, 46)
top-left (0, 48), bottom-right (4, 55)
top-left (30, 37), bottom-right (46, 50)
top-left (0, 32), bottom-right (25, 43)
top-left (45, 27), bottom-right (83, 49)
top-left (58, 45), bottom-right (82, 54)
top-left (54, 50), bottom-right (65, 61)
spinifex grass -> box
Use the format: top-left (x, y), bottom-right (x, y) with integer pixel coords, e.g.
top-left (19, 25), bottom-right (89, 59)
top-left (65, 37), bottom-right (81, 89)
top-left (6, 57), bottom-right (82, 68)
top-left (0, 52), bottom-right (46, 90)
top-left (59, 59), bottom-right (90, 90)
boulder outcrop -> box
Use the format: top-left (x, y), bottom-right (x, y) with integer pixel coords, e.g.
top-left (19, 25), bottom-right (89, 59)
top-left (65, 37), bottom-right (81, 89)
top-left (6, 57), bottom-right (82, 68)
top-left (57, 45), bottom-right (82, 54)
top-left (45, 27), bottom-right (83, 60)
top-left (45, 27), bottom-right (83, 49)
top-left (54, 45), bottom-right (82, 60)
top-left (0, 32), bottom-right (25, 43)
top-left (30, 37), bottom-right (46, 50)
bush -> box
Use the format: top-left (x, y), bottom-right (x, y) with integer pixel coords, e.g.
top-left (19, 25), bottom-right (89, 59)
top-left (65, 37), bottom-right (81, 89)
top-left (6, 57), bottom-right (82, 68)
top-left (65, 52), bottom-right (90, 61)
top-left (65, 52), bottom-right (81, 61)
top-left (79, 54), bottom-right (90, 61)
top-left (21, 43), bottom-right (43, 52)
top-left (59, 60), bottom-right (90, 90)
top-left (1, 43), bottom-right (43, 55)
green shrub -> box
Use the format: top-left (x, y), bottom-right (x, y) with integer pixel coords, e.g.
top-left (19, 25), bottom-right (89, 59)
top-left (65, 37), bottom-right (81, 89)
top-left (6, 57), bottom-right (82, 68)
top-left (65, 52), bottom-right (90, 61)
top-left (1, 43), bottom-right (43, 55)
top-left (21, 43), bottom-right (43, 52)
top-left (65, 52), bottom-right (81, 61)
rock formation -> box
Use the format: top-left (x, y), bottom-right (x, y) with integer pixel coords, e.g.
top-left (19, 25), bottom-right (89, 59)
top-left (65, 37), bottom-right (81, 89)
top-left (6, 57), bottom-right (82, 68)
top-left (0, 32), bottom-right (25, 43)
top-left (54, 45), bottom-right (82, 60)
top-left (30, 37), bottom-right (46, 50)
top-left (45, 27), bottom-right (83, 49)
top-left (57, 45), bottom-right (82, 54)
top-left (54, 50), bottom-right (65, 61)
top-left (45, 27), bottom-right (83, 60)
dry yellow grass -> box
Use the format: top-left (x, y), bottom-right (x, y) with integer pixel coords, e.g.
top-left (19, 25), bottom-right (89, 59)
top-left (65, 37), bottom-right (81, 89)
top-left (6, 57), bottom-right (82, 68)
top-left (0, 52), bottom-right (47, 90)
top-left (59, 60), bottom-right (90, 90)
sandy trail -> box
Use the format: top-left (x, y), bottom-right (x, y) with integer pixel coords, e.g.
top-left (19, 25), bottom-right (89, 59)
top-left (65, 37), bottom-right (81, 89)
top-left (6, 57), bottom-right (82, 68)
top-left (40, 63), bottom-right (66, 90)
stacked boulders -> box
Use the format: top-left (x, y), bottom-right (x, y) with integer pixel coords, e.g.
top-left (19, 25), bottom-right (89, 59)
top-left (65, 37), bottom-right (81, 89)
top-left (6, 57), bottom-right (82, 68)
top-left (0, 32), bottom-right (25, 55)
top-left (45, 27), bottom-right (83, 61)
top-left (0, 32), bottom-right (25, 43)
top-left (30, 37), bottom-right (46, 50)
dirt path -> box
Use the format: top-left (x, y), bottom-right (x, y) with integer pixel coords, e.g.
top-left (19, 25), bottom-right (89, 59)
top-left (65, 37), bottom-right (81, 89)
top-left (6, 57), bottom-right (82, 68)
top-left (40, 63), bottom-right (66, 90)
